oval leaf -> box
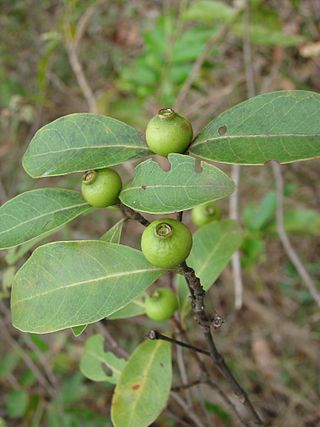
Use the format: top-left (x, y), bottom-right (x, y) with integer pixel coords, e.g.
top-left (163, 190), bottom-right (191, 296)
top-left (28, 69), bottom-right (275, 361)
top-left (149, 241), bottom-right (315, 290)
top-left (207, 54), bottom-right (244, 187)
top-left (23, 114), bottom-right (150, 177)
top-left (190, 90), bottom-right (320, 164)
top-left (111, 340), bottom-right (172, 427)
top-left (80, 335), bottom-right (126, 383)
top-left (11, 241), bottom-right (163, 333)
top-left (120, 153), bottom-right (235, 213)
top-left (0, 189), bottom-right (90, 250)
top-left (177, 220), bottom-right (243, 317)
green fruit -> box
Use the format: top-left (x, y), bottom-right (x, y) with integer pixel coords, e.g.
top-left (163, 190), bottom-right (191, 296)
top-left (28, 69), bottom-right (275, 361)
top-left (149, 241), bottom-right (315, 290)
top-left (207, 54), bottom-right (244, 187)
top-left (191, 201), bottom-right (221, 227)
top-left (145, 108), bottom-right (193, 157)
top-left (141, 218), bottom-right (193, 269)
top-left (145, 288), bottom-right (178, 321)
top-left (81, 168), bottom-right (122, 208)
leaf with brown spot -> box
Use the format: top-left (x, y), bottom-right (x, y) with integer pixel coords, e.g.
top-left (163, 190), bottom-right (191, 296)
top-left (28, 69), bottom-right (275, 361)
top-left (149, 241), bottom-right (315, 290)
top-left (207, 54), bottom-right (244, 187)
top-left (111, 340), bottom-right (172, 427)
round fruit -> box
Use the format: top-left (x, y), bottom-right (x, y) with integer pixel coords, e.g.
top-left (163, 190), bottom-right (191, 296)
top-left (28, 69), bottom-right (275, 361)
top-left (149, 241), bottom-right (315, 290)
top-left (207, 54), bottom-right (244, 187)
top-left (81, 168), bottom-right (122, 208)
top-left (191, 201), bottom-right (221, 227)
top-left (141, 218), bottom-right (193, 269)
top-left (145, 107), bottom-right (193, 157)
top-left (145, 288), bottom-right (178, 321)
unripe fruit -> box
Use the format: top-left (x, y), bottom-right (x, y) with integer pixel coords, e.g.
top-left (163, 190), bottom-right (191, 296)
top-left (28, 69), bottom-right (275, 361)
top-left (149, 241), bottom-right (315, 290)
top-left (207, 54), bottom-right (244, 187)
top-left (191, 201), bottom-right (221, 228)
top-left (145, 108), bottom-right (193, 157)
top-left (141, 218), bottom-right (193, 269)
top-left (81, 168), bottom-right (122, 208)
top-left (145, 288), bottom-right (178, 321)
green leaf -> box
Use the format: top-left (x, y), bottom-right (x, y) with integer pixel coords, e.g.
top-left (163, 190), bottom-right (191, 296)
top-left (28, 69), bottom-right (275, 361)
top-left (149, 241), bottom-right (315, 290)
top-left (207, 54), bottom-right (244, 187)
top-left (72, 325), bottom-right (87, 336)
top-left (281, 209), bottom-right (320, 234)
top-left (190, 91), bottom-right (320, 165)
top-left (70, 219), bottom-right (128, 335)
top-left (6, 390), bottom-right (29, 419)
top-left (11, 241), bottom-right (163, 333)
top-left (232, 23), bottom-right (304, 47)
top-left (80, 335), bottom-right (126, 383)
top-left (120, 154), bottom-right (235, 214)
top-left (177, 220), bottom-right (243, 317)
top-left (108, 297), bottom-right (145, 319)
top-left (0, 189), bottom-right (90, 249)
top-left (23, 114), bottom-right (149, 178)
top-left (247, 191), bottom-right (277, 232)
top-left (183, 1), bottom-right (236, 23)
top-left (100, 218), bottom-right (126, 243)
top-left (111, 340), bottom-right (172, 427)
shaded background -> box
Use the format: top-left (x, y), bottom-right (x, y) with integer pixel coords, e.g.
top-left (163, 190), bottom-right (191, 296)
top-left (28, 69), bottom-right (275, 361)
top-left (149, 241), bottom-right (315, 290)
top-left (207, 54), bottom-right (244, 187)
top-left (0, 0), bottom-right (320, 426)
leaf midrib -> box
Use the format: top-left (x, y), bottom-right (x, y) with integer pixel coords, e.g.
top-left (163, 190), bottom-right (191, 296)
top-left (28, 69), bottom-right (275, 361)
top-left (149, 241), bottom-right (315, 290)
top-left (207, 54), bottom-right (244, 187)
top-left (192, 133), bottom-right (320, 148)
top-left (26, 144), bottom-right (149, 158)
top-left (12, 267), bottom-right (162, 306)
top-left (0, 202), bottom-right (89, 237)
top-left (124, 340), bottom-right (163, 427)
top-left (121, 183), bottom-right (232, 193)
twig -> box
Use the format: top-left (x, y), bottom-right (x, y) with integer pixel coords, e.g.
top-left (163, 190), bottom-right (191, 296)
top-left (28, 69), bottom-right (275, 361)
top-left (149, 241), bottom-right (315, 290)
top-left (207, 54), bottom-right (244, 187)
top-left (271, 161), bottom-right (320, 306)
top-left (64, 4), bottom-right (98, 113)
top-left (176, 211), bottom-right (183, 221)
top-left (0, 317), bottom-right (56, 398)
top-left (243, 1), bottom-right (255, 99)
top-left (176, 338), bottom-right (193, 407)
top-left (172, 378), bottom-right (203, 392)
top-left (229, 164), bottom-right (243, 310)
top-left (118, 202), bottom-right (150, 227)
top-left (171, 392), bottom-right (207, 427)
top-left (171, 314), bottom-right (246, 427)
top-left (22, 332), bottom-right (58, 388)
top-left (127, 205), bottom-right (263, 425)
top-left (174, 10), bottom-right (241, 110)
top-left (0, 302), bottom-right (58, 391)
top-left (180, 262), bottom-right (264, 425)
top-left (96, 322), bottom-right (129, 358)
top-left (147, 330), bottom-right (210, 356)
top-left (229, 0), bottom-right (256, 312)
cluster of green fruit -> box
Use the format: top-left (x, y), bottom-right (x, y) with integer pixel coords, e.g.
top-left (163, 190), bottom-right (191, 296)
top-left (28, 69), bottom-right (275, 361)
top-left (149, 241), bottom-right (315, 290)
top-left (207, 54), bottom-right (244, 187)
top-left (81, 108), bottom-right (221, 321)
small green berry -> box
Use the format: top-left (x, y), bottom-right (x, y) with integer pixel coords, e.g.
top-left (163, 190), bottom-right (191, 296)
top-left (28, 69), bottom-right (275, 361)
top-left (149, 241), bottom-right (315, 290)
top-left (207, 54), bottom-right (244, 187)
top-left (145, 288), bottom-right (178, 321)
top-left (81, 168), bottom-right (122, 208)
top-left (145, 108), bottom-right (193, 157)
top-left (191, 201), bottom-right (221, 227)
top-left (141, 218), bottom-right (193, 269)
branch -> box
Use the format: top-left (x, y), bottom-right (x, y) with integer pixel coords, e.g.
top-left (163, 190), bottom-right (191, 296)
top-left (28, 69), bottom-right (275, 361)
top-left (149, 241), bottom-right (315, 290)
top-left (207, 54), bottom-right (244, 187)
top-left (118, 202), bottom-right (150, 227)
top-left (125, 207), bottom-right (263, 425)
top-left (0, 314), bottom-right (56, 398)
top-left (228, 0), bottom-right (256, 312)
top-left (271, 161), bottom-right (320, 306)
top-left (180, 262), bottom-right (264, 425)
top-left (64, 5), bottom-right (98, 113)
top-left (147, 330), bottom-right (210, 357)
top-left (171, 392), bottom-right (207, 427)
top-left (229, 164), bottom-right (243, 310)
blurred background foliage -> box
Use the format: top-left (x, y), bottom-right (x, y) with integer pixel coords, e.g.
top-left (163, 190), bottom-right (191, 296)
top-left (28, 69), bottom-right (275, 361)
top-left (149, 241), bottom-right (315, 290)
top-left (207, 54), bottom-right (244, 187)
top-left (0, 0), bottom-right (320, 426)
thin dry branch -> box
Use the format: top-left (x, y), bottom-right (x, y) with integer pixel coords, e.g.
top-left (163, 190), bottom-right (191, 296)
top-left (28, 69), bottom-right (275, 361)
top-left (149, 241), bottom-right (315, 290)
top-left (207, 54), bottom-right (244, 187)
top-left (174, 10), bottom-right (241, 110)
top-left (271, 161), bottom-right (320, 306)
top-left (0, 315), bottom-right (56, 398)
top-left (64, 4), bottom-right (98, 113)
top-left (180, 262), bottom-right (263, 425)
top-left (171, 392), bottom-right (207, 427)
top-left (229, 164), bottom-right (243, 310)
